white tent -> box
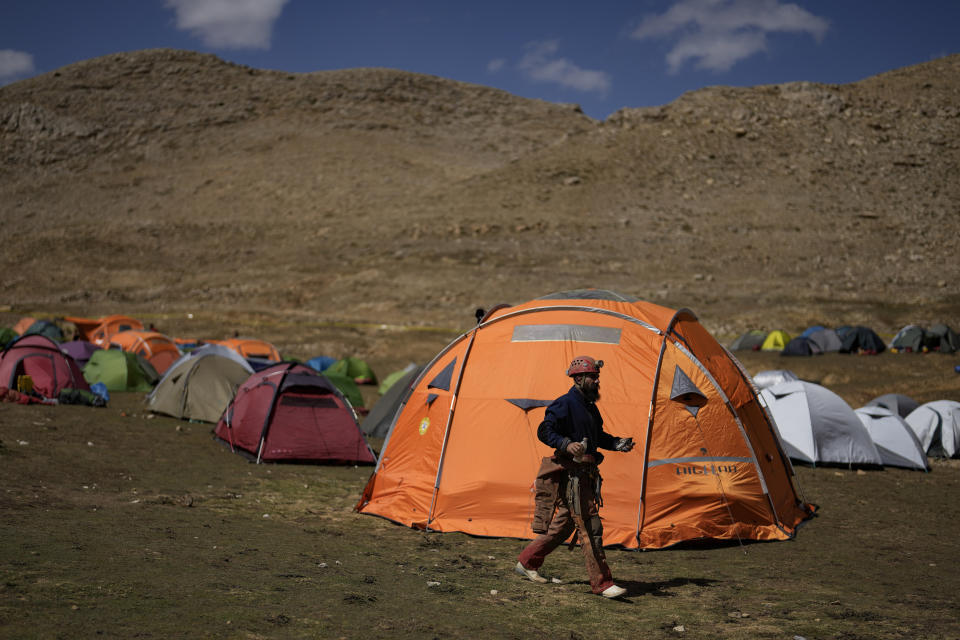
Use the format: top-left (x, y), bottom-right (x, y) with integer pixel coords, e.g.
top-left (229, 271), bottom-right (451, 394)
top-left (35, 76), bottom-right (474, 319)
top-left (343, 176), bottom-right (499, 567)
top-left (753, 369), bottom-right (799, 389)
top-left (760, 380), bottom-right (883, 466)
top-left (854, 406), bottom-right (929, 471)
top-left (905, 400), bottom-right (960, 458)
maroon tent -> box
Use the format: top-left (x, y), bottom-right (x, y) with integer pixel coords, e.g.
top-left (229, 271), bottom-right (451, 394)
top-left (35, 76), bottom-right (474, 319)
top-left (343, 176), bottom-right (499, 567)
top-left (215, 363), bottom-right (375, 464)
top-left (0, 334), bottom-right (90, 398)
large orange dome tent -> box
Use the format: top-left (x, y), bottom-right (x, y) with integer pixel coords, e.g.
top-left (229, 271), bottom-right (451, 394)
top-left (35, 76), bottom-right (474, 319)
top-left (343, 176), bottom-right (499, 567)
top-left (356, 290), bottom-right (814, 550)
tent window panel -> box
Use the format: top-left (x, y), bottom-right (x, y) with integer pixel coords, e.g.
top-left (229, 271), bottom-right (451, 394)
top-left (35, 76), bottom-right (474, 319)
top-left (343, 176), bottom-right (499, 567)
top-left (280, 396), bottom-right (338, 409)
top-left (511, 324), bottom-right (621, 344)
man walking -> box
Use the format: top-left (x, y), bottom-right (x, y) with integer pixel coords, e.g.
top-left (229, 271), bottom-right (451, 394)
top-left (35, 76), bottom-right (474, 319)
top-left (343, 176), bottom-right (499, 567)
top-left (515, 356), bottom-right (634, 598)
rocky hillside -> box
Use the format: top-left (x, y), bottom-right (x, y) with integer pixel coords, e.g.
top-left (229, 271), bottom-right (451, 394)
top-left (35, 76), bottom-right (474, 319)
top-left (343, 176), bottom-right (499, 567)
top-left (1, 49), bottom-right (957, 336)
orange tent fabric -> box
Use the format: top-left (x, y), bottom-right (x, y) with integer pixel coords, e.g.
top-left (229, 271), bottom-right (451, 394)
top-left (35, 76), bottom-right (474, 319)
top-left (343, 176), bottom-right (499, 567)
top-left (108, 330), bottom-right (181, 375)
top-left (206, 338), bottom-right (281, 361)
top-left (356, 291), bottom-right (813, 549)
top-left (64, 315), bottom-right (144, 347)
top-left (12, 317), bottom-right (36, 336)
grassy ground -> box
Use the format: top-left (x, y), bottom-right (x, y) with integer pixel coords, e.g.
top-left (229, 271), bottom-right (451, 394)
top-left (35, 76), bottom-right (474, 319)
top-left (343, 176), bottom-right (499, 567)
top-left (2, 384), bottom-right (958, 640)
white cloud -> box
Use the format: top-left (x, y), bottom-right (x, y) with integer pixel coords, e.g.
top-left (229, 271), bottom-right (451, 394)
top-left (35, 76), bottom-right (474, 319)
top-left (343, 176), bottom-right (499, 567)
top-left (517, 40), bottom-right (611, 94)
top-left (632, 0), bottom-right (829, 73)
top-left (165, 0), bottom-right (290, 49)
top-left (487, 58), bottom-right (506, 73)
top-left (0, 49), bottom-right (35, 80)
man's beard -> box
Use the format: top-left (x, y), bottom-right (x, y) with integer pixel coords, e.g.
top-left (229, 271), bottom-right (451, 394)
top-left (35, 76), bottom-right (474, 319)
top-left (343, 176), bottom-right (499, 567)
top-left (582, 384), bottom-right (600, 402)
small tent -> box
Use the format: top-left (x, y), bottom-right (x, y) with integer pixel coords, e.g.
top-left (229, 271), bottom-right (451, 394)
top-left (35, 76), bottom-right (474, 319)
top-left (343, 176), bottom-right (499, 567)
top-left (865, 393), bottom-right (919, 419)
top-left (839, 326), bottom-right (885, 354)
top-left (65, 315), bottom-right (144, 348)
top-left (854, 406), bottom-right (929, 471)
top-left (214, 363), bottom-right (375, 464)
top-left (752, 369), bottom-right (799, 389)
top-left (320, 369), bottom-right (364, 409)
top-left (305, 355), bottom-right (338, 374)
top-left (807, 329), bottom-right (843, 353)
top-left (83, 349), bottom-right (158, 392)
top-left (761, 330), bottom-right (791, 352)
top-left (378, 363), bottom-right (420, 395)
top-left (905, 400), bottom-right (960, 458)
top-left (0, 327), bottom-right (16, 348)
top-left (759, 380), bottom-right (883, 467)
top-left (325, 357), bottom-right (378, 385)
top-left (23, 320), bottom-right (63, 342)
top-left (357, 290), bottom-right (813, 550)
top-left (60, 340), bottom-right (103, 368)
top-left (146, 344), bottom-right (254, 423)
top-left (362, 364), bottom-right (424, 438)
top-left (0, 334), bottom-right (90, 398)
top-left (206, 337), bottom-right (281, 362)
top-left (890, 325), bottom-right (926, 353)
top-left (926, 324), bottom-right (960, 354)
top-left (12, 316), bottom-right (36, 336)
top-left (781, 336), bottom-right (821, 357)
top-left (109, 330), bottom-right (181, 375)
top-left (800, 325), bottom-right (826, 339)
top-left (729, 330), bottom-right (767, 351)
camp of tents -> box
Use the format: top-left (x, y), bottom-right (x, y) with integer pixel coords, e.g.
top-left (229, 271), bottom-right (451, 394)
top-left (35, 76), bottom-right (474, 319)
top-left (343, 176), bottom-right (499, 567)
top-left (2, 300), bottom-right (958, 551)
top-left (731, 323), bottom-right (959, 357)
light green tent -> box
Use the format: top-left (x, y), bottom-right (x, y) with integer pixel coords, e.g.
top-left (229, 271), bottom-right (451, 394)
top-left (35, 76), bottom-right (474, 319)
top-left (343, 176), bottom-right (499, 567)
top-left (146, 347), bottom-right (253, 423)
top-left (83, 349), bottom-right (158, 392)
top-left (377, 363), bottom-right (420, 395)
top-left (325, 357), bottom-right (377, 385)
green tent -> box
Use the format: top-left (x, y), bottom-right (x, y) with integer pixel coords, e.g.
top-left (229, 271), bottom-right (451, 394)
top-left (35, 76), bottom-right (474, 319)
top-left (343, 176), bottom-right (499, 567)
top-left (0, 327), bottom-right (16, 348)
top-left (322, 370), bottom-right (364, 409)
top-left (83, 349), bottom-right (159, 392)
top-left (325, 357), bottom-right (377, 385)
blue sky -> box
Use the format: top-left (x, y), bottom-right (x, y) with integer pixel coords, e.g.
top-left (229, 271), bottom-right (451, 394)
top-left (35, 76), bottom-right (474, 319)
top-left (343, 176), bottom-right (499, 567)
top-left (2, 1), bottom-right (958, 120)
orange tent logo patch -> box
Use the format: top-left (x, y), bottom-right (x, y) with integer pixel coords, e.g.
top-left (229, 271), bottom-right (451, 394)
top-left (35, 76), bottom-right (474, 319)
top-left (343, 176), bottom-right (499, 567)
top-left (418, 417), bottom-right (430, 435)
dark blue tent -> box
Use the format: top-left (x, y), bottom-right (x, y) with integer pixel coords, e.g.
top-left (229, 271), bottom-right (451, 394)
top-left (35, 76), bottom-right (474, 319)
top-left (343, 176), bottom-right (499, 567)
top-left (781, 336), bottom-right (821, 357)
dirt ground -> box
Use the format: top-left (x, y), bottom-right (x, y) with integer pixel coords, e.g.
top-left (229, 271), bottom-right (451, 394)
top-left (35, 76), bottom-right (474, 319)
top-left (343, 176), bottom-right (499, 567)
top-left (2, 323), bottom-right (959, 640)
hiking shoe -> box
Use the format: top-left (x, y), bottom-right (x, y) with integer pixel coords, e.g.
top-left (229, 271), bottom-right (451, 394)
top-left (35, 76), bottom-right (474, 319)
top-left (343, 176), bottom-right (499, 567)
top-left (514, 562), bottom-right (561, 584)
top-left (601, 584), bottom-right (627, 599)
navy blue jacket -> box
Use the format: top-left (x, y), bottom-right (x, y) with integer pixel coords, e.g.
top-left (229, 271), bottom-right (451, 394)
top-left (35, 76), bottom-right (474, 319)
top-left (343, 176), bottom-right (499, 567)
top-left (537, 385), bottom-right (619, 463)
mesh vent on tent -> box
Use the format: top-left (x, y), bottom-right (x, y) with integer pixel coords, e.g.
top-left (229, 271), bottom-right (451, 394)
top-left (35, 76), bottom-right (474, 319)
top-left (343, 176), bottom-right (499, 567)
top-left (670, 365), bottom-right (707, 417)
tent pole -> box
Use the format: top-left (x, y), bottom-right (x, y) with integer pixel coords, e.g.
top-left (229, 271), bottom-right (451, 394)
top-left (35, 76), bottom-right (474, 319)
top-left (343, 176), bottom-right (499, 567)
top-left (427, 326), bottom-right (481, 528)
top-left (634, 330), bottom-right (670, 547)
top-left (255, 363), bottom-right (296, 464)
top-left (634, 309), bottom-right (696, 547)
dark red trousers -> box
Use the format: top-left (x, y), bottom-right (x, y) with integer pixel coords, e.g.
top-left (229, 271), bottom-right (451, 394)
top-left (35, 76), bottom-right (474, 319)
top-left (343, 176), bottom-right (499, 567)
top-left (518, 469), bottom-right (614, 594)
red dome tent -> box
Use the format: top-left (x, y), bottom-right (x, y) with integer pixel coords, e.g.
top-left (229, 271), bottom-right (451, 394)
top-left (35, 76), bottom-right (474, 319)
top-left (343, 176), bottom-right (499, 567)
top-left (356, 290), bottom-right (814, 550)
top-left (215, 363), bottom-right (375, 464)
top-left (0, 334), bottom-right (90, 398)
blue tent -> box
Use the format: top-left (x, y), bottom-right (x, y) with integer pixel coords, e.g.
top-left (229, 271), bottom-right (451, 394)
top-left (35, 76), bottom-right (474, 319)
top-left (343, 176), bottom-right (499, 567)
top-left (306, 355), bottom-right (338, 373)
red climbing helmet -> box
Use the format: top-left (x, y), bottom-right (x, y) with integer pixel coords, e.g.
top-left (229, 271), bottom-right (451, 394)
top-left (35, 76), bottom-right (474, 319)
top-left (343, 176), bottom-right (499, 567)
top-left (566, 356), bottom-right (603, 377)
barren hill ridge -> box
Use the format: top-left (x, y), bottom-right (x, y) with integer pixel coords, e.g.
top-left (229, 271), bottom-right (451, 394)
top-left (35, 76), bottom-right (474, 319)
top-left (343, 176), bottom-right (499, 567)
top-left (1, 49), bottom-right (958, 336)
